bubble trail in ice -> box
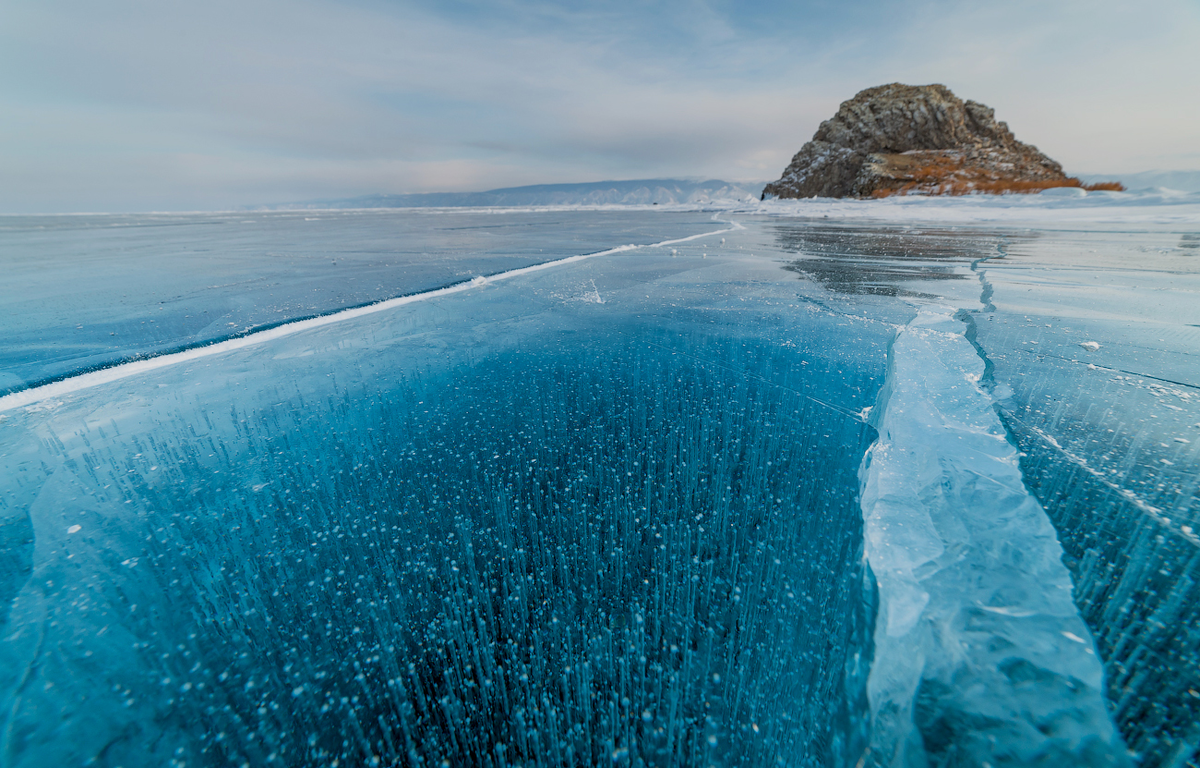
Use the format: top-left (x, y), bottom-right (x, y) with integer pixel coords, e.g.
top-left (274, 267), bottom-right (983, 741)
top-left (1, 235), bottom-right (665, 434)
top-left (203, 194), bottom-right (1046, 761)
top-left (0, 235), bottom-right (882, 767)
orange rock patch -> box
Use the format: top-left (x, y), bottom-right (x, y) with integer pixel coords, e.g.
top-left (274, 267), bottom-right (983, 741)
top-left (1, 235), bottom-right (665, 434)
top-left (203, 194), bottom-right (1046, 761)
top-left (861, 151), bottom-right (1124, 197)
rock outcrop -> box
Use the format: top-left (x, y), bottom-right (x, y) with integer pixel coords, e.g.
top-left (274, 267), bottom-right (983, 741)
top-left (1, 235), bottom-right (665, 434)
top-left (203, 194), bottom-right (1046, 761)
top-left (762, 84), bottom-right (1072, 199)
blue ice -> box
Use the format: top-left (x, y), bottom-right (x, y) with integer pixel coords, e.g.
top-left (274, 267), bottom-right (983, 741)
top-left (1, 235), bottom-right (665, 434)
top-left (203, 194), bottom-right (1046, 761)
top-left (1, 211), bottom-right (1196, 767)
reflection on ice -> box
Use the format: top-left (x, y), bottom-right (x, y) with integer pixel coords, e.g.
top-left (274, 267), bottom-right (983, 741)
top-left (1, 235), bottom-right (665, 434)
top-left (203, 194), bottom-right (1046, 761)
top-left (773, 223), bottom-right (1010, 299)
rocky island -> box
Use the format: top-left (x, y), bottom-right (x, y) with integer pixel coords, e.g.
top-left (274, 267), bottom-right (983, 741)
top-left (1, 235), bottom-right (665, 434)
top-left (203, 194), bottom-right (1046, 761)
top-left (763, 83), bottom-right (1120, 199)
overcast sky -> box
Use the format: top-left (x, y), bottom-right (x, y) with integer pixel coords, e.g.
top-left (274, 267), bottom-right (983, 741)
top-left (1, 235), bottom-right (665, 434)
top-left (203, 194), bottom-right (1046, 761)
top-left (2, 0), bottom-right (1198, 212)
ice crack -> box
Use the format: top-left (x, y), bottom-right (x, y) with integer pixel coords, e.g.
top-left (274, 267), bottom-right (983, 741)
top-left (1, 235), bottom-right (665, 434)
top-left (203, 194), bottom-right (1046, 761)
top-left (0, 222), bottom-right (742, 414)
top-left (969, 237), bottom-right (1006, 313)
top-left (857, 305), bottom-right (1128, 767)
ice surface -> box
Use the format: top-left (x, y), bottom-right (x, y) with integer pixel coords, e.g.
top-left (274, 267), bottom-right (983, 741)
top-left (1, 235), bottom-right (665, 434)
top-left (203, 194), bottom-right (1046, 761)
top-left (695, 186), bottom-right (1200, 228)
top-left (968, 229), bottom-right (1200, 767)
top-left (0, 209), bottom-right (718, 396)
top-left (0, 235), bottom-right (887, 766)
top-left (769, 219), bottom-right (1199, 765)
top-left (1, 207), bottom-right (1196, 766)
top-left (861, 306), bottom-right (1123, 766)
top-left (0, 225), bottom-right (728, 413)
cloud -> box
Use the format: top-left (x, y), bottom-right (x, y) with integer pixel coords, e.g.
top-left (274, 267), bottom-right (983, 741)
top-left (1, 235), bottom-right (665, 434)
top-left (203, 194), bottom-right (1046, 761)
top-left (0, 0), bottom-right (1197, 210)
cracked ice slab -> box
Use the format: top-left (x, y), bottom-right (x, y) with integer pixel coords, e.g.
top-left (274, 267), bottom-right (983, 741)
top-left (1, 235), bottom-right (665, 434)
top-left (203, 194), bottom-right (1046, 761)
top-left (859, 305), bottom-right (1127, 767)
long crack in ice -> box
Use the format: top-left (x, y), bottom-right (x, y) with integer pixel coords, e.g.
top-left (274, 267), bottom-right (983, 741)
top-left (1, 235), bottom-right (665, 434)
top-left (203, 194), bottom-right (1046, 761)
top-left (858, 305), bottom-right (1128, 767)
top-left (0, 220), bottom-right (742, 414)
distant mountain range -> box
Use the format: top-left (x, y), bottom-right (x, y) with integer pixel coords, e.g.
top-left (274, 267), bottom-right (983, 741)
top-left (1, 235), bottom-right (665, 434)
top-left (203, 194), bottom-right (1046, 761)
top-left (1078, 170), bottom-right (1200, 192)
top-left (262, 171), bottom-right (1197, 211)
top-left (268, 179), bottom-right (768, 209)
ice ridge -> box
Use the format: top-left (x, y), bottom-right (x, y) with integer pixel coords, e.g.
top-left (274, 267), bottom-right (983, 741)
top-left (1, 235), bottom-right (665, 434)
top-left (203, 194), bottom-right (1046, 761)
top-left (858, 305), bottom-right (1128, 766)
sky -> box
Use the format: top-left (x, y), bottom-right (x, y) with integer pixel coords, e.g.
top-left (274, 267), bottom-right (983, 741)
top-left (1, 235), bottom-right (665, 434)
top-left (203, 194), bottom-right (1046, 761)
top-left (2, 0), bottom-right (1198, 212)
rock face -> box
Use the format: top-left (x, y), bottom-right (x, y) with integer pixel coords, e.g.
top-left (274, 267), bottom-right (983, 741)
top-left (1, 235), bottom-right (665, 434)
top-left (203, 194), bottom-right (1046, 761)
top-left (762, 83), bottom-right (1070, 199)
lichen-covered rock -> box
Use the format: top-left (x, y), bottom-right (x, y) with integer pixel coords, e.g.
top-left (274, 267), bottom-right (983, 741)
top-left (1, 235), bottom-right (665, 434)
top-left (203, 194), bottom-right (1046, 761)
top-left (762, 83), bottom-right (1070, 199)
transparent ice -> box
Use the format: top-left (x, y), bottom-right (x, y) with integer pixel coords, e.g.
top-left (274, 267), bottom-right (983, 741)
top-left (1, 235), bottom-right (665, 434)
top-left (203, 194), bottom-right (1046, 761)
top-left (0, 210), bottom-right (719, 395)
top-left (0, 210), bottom-right (1196, 767)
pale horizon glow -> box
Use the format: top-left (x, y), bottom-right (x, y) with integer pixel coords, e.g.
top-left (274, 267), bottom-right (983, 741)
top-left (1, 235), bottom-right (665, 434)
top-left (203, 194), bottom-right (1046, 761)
top-left (1, 0), bottom-right (1198, 212)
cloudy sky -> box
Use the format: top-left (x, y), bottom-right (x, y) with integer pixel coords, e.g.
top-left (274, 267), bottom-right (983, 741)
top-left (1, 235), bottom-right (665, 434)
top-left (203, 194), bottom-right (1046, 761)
top-left (2, 0), bottom-right (1198, 212)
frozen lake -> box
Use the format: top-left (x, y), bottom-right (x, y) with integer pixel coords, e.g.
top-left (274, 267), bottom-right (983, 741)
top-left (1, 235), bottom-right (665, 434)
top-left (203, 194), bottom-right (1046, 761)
top-left (0, 210), bottom-right (721, 395)
top-left (0, 206), bottom-right (1197, 767)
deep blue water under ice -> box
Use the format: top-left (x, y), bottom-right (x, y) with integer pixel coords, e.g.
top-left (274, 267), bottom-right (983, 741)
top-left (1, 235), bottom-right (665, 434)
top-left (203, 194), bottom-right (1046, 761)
top-left (0, 211), bottom-right (1197, 767)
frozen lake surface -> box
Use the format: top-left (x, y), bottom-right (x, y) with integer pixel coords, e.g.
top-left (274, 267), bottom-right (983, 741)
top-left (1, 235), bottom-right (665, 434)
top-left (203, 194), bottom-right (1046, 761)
top-left (0, 210), bottom-right (720, 395)
top-left (0, 204), bottom-right (1197, 767)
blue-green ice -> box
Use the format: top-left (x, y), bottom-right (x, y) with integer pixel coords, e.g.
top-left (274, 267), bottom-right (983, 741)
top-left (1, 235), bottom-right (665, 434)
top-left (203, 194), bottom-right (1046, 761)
top-left (1, 208), bottom-right (1197, 767)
